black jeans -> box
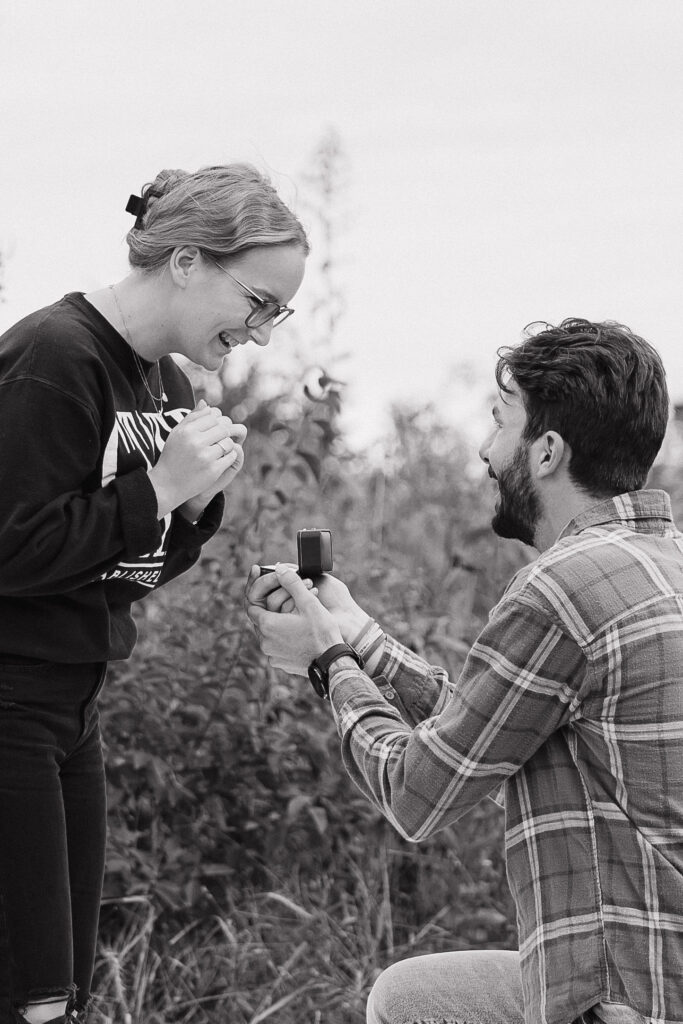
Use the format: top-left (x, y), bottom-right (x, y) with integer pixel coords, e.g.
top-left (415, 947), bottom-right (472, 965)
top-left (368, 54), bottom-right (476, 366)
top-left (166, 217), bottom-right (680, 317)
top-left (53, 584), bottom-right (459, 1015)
top-left (0, 659), bottom-right (107, 1020)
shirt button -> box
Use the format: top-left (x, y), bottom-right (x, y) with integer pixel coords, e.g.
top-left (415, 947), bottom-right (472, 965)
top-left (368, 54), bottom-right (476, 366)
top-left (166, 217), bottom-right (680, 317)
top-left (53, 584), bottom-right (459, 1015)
top-left (381, 686), bottom-right (396, 700)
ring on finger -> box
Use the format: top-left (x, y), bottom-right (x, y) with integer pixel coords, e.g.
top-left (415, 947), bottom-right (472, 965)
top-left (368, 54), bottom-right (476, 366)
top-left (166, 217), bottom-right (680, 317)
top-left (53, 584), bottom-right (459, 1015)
top-left (217, 438), bottom-right (232, 455)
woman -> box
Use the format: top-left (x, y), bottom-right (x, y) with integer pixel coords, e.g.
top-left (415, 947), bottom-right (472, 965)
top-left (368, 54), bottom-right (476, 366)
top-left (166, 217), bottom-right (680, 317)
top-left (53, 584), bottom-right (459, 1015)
top-left (0, 164), bottom-right (308, 1024)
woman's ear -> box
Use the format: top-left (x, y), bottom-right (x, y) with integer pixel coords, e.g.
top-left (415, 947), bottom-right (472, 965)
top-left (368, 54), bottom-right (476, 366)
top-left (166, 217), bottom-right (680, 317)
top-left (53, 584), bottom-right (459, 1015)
top-left (168, 246), bottom-right (202, 288)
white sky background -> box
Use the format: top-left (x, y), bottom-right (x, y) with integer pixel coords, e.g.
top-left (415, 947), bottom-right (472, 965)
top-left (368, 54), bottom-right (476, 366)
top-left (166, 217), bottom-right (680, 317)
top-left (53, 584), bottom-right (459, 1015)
top-left (2, 0), bottom-right (683, 452)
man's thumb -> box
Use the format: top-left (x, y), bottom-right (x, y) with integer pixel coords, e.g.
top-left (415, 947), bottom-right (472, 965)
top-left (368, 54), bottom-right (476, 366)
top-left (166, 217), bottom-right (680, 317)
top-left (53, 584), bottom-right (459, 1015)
top-left (275, 563), bottom-right (310, 603)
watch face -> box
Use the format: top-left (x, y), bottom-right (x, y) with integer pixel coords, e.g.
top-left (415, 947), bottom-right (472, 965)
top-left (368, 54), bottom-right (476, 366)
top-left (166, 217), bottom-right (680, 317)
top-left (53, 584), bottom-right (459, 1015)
top-left (307, 664), bottom-right (329, 700)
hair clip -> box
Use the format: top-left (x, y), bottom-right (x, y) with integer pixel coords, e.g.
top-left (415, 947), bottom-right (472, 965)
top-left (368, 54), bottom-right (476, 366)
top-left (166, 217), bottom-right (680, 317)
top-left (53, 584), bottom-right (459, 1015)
top-left (125, 194), bottom-right (146, 230)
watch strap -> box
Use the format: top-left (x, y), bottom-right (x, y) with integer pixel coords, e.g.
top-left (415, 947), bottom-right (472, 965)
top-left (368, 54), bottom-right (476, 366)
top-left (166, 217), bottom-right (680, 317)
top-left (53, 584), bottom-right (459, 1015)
top-left (315, 643), bottom-right (364, 675)
top-left (307, 643), bottom-right (364, 700)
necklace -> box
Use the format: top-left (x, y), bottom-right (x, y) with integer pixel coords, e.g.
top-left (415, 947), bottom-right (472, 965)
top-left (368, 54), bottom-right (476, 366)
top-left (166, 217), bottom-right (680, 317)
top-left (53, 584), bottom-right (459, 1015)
top-left (109, 285), bottom-right (165, 414)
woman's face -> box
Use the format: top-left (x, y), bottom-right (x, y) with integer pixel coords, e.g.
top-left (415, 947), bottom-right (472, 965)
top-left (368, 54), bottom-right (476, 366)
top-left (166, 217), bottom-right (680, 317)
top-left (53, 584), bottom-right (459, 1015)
top-left (169, 243), bottom-right (306, 371)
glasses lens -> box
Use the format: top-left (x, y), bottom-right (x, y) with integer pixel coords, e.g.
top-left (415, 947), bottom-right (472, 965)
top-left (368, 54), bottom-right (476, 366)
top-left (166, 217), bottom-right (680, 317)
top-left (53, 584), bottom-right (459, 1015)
top-left (246, 304), bottom-right (279, 328)
top-left (271, 308), bottom-right (294, 327)
top-left (246, 305), bottom-right (294, 328)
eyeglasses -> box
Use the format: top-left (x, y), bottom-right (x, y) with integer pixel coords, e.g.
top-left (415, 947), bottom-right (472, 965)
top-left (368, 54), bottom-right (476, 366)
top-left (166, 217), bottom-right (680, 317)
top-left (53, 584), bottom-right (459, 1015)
top-left (210, 259), bottom-right (295, 328)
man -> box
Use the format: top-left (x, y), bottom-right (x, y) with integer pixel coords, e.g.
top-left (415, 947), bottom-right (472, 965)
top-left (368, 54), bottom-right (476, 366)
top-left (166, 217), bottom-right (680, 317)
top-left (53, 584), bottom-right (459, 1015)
top-left (246, 319), bottom-right (682, 1024)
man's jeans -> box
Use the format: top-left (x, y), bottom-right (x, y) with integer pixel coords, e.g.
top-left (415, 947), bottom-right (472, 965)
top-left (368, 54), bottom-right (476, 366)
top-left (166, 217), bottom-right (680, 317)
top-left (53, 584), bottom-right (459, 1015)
top-left (0, 659), bottom-right (107, 1020)
top-left (366, 950), bottom-right (646, 1024)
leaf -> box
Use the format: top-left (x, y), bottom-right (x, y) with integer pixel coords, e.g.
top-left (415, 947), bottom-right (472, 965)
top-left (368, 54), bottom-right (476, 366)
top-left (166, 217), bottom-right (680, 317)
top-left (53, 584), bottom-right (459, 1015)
top-left (327, 390), bottom-right (342, 415)
top-left (131, 751), bottom-right (152, 769)
top-left (248, 985), bottom-right (316, 1024)
top-left (312, 417), bottom-right (337, 445)
top-left (303, 385), bottom-right (328, 404)
top-left (473, 907), bottom-right (508, 928)
top-left (295, 448), bottom-right (321, 482)
top-left (318, 371), bottom-right (345, 389)
top-left (286, 794), bottom-right (312, 821)
top-left (307, 805), bottom-right (328, 835)
top-left (262, 891), bottom-right (313, 920)
top-left (269, 420), bottom-right (290, 435)
top-left (199, 863), bottom-right (235, 877)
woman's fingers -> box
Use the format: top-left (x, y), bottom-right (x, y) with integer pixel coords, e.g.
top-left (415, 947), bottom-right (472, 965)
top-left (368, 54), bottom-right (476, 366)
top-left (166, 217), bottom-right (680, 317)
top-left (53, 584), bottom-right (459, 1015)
top-left (200, 420), bottom-right (247, 451)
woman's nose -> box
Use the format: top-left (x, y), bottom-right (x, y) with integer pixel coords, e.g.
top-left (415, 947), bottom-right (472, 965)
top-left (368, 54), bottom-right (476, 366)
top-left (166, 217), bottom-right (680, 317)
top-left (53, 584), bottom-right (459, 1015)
top-left (249, 322), bottom-right (274, 348)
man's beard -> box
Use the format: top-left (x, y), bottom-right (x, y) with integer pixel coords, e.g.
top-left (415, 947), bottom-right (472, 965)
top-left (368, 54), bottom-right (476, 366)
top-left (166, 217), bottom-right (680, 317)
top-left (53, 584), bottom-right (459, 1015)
top-left (491, 443), bottom-right (540, 548)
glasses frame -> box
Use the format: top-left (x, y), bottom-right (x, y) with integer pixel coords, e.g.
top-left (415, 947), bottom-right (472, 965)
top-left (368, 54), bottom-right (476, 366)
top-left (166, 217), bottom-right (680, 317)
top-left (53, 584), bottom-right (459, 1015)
top-left (209, 258), bottom-right (294, 329)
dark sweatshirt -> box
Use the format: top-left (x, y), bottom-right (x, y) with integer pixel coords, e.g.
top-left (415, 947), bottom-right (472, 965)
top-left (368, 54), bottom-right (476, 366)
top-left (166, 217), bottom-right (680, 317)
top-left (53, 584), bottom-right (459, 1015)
top-left (0, 292), bottom-right (224, 662)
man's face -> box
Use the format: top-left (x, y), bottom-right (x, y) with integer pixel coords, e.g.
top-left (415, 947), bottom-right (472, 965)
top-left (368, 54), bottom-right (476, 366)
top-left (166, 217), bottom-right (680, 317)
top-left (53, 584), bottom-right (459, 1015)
top-left (479, 385), bottom-right (541, 548)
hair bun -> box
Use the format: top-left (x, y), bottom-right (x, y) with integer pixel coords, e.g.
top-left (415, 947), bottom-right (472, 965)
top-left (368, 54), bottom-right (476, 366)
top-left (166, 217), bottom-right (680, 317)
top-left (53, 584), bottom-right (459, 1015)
top-left (126, 162), bottom-right (309, 270)
top-left (141, 168), bottom-right (189, 212)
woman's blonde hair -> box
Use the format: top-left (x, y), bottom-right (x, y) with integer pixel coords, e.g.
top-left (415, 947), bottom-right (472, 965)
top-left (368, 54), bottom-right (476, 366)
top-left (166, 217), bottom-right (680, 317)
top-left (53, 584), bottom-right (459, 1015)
top-left (126, 163), bottom-right (310, 271)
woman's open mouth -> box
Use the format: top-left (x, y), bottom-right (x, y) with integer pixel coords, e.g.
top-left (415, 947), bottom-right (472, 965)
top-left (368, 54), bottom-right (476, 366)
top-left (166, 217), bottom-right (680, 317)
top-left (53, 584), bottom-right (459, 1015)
top-left (219, 331), bottom-right (238, 350)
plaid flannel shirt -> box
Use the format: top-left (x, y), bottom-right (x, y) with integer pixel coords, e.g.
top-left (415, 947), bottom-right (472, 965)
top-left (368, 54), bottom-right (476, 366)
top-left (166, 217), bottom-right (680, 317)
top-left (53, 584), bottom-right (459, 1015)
top-left (329, 490), bottom-right (683, 1024)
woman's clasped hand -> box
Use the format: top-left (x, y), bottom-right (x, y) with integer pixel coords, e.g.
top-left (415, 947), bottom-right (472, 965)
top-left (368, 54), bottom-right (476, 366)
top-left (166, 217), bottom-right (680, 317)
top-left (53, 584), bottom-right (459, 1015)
top-left (149, 400), bottom-right (248, 519)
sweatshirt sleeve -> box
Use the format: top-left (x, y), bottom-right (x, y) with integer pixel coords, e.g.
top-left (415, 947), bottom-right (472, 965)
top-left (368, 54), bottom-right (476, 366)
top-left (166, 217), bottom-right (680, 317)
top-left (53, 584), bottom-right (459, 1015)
top-left (155, 491), bottom-right (225, 588)
top-left (0, 377), bottom-right (162, 597)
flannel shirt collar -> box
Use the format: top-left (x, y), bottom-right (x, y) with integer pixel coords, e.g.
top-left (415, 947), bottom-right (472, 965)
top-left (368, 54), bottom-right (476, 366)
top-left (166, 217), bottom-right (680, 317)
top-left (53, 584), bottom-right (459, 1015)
top-left (557, 488), bottom-right (675, 542)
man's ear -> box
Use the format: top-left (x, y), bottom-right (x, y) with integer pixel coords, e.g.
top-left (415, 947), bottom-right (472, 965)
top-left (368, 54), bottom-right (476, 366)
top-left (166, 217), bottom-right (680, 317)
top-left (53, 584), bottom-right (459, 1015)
top-left (534, 431), bottom-right (567, 480)
top-left (168, 246), bottom-right (202, 288)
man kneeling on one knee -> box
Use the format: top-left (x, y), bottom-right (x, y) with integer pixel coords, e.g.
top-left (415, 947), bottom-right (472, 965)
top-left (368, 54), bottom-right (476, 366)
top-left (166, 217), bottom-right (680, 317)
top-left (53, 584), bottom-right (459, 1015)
top-left (246, 319), bottom-right (682, 1024)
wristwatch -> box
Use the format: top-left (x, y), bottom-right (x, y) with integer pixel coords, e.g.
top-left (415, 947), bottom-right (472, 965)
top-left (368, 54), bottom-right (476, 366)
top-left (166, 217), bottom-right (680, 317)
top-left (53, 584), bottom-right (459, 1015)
top-left (307, 643), bottom-right (364, 700)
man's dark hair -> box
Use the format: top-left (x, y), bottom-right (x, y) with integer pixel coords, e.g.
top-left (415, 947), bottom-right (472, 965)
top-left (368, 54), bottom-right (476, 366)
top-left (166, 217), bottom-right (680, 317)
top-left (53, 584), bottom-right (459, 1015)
top-left (495, 318), bottom-right (669, 497)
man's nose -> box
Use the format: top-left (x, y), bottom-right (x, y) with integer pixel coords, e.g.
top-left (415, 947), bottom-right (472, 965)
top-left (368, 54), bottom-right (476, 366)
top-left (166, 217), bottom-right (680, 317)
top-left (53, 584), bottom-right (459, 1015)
top-left (479, 430), bottom-right (494, 464)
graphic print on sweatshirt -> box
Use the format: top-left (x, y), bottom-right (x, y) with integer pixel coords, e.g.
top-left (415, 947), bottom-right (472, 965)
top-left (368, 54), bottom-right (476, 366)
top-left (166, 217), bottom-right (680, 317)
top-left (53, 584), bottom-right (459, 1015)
top-left (101, 406), bottom-right (190, 588)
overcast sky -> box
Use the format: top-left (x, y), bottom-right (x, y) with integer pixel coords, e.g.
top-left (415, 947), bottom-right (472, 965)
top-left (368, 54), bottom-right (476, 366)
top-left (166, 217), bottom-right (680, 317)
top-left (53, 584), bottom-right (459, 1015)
top-left (2, 0), bottom-right (683, 450)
